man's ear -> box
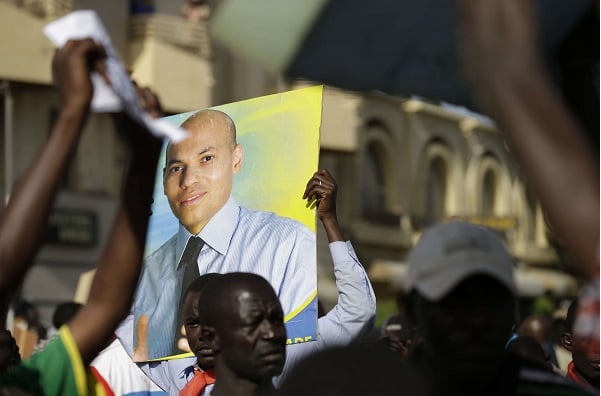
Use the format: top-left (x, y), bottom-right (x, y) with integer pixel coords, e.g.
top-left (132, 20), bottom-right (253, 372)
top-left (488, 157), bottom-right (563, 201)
top-left (561, 332), bottom-right (573, 351)
top-left (162, 143), bottom-right (171, 194)
top-left (232, 144), bottom-right (244, 174)
top-left (162, 168), bottom-right (167, 195)
top-left (202, 325), bottom-right (220, 353)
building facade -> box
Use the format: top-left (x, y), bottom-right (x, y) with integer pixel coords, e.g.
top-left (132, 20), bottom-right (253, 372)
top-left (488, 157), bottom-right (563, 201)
top-left (0, 0), bottom-right (577, 326)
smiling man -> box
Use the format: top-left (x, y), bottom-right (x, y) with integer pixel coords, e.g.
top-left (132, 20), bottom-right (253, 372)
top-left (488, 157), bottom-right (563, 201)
top-left (125, 109), bottom-right (317, 360)
top-left (163, 111), bottom-right (242, 236)
top-left (198, 272), bottom-right (287, 396)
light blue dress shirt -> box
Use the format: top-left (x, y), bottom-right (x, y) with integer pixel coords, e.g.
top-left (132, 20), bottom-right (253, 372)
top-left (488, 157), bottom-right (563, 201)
top-left (138, 240), bottom-right (376, 395)
top-left (118, 196), bottom-right (317, 360)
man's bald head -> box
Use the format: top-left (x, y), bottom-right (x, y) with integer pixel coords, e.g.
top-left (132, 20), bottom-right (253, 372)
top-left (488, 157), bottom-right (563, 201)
top-left (164, 110), bottom-right (237, 165)
top-left (518, 315), bottom-right (552, 346)
top-left (198, 272), bottom-right (286, 384)
top-left (198, 272), bottom-right (279, 328)
top-left (181, 109), bottom-right (237, 148)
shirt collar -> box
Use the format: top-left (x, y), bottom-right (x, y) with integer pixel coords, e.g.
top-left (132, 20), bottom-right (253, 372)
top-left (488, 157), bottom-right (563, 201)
top-left (180, 362), bottom-right (216, 380)
top-left (175, 196), bottom-right (240, 267)
top-left (180, 362), bottom-right (199, 380)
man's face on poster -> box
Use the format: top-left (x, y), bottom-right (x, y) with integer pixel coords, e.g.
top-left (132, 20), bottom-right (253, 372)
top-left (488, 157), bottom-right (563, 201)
top-left (163, 111), bottom-right (243, 235)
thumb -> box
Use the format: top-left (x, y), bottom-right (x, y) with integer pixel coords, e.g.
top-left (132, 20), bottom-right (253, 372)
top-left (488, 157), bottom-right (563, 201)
top-left (133, 314), bottom-right (149, 362)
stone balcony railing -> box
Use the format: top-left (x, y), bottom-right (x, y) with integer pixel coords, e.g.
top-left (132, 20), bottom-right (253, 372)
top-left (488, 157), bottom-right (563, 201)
top-left (130, 13), bottom-right (212, 59)
top-left (2, 0), bottom-right (72, 20)
top-left (2, 1), bottom-right (212, 59)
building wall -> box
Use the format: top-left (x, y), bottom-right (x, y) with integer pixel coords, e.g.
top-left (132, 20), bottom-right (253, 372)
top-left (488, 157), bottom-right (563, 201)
top-left (313, 91), bottom-right (571, 308)
top-left (0, 1), bottom-right (573, 326)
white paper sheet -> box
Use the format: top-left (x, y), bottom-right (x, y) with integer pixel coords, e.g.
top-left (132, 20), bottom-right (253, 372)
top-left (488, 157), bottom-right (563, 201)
top-left (44, 10), bottom-right (188, 143)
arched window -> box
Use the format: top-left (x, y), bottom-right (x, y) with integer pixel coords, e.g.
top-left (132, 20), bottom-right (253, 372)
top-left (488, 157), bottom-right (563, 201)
top-left (425, 156), bottom-right (447, 225)
top-left (481, 169), bottom-right (497, 216)
top-left (361, 141), bottom-right (386, 212)
top-left (360, 122), bottom-right (399, 225)
top-left (467, 153), bottom-right (506, 217)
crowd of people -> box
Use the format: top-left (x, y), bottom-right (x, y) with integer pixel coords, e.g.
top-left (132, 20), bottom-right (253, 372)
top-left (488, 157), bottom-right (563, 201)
top-left (0, 0), bottom-right (598, 395)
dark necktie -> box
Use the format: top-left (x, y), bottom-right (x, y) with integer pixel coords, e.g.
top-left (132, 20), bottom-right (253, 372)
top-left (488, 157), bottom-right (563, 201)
top-left (175, 236), bottom-right (204, 351)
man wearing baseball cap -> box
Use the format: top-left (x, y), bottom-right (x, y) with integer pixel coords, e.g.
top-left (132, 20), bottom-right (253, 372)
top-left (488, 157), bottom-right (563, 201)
top-left (403, 221), bottom-right (592, 396)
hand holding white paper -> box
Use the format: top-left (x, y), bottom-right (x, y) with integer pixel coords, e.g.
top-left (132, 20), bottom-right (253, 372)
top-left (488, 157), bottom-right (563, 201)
top-left (44, 10), bottom-right (188, 143)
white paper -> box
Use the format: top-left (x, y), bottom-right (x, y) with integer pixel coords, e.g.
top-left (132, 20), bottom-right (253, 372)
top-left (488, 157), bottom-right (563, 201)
top-left (44, 10), bottom-right (188, 143)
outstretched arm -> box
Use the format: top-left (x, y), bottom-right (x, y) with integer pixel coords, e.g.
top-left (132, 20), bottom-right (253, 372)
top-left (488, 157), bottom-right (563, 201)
top-left (0, 39), bottom-right (106, 321)
top-left (303, 169), bottom-right (376, 340)
top-left (276, 170), bottom-right (376, 385)
top-left (303, 169), bottom-right (343, 242)
top-left (68, 88), bottom-right (163, 365)
top-left (455, 0), bottom-right (599, 278)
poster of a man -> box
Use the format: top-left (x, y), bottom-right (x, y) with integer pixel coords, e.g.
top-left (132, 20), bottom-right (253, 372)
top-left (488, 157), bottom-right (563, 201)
top-left (118, 86), bottom-right (322, 361)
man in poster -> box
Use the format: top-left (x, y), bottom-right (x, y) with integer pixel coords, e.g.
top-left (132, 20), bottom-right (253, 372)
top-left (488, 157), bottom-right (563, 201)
top-left (122, 106), bottom-right (319, 361)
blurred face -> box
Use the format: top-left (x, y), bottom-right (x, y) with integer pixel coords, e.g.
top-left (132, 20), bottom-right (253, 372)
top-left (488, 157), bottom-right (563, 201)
top-left (413, 275), bottom-right (515, 385)
top-left (216, 283), bottom-right (287, 382)
top-left (163, 111), bottom-right (243, 235)
top-left (572, 335), bottom-right (600, 385)
top-left (0, 330), bottom-right (20, 374)
top-left (183, 291), bottom-right (214, 370)
top-left (381, 318), bottom-right (419, 358)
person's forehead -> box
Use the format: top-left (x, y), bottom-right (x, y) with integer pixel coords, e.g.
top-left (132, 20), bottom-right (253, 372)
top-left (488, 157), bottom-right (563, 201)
top-left (182, 111), bottom-right (229, 134)
top-left (0, 330), bottom-right (12, 342)
top-left (420, 275), bottom-right (513, 308)
top-left (178, 122), bottom-right (228, 146)
top-left (456, 275), bottom-right (511, 295)
top-left (223, 287), bottom-right (278, 314)
top-left (183, 291), bottom-right (201, 311)
top-left (234, 285), bottom-right (276, 304)
top-left (165, 131), bottom-right (227, 163)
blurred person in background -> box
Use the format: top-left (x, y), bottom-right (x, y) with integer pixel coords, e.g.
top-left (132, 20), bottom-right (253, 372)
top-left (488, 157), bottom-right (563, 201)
top-left (182, 0), bottom-right (210, 22)
top-left (552, 308), bottom-right (573, 375)
top-left (561, 299), bottom-right (600, 391)
top-left (518, 314), bottom-right (558, 371)
top-left (456, 0), bottom-right (599, 374)
top-left (0, 330), bottom-right (20, 375)
top-left (13, 300), bottom-right (46, 341)
top-left (377, 313), bottom-right (419, 360)
top-left (506, 335), bottom-right (552, 370)
top-left (403, 221), bottom-right (590, 395)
